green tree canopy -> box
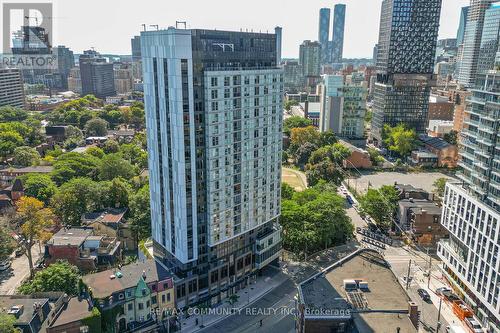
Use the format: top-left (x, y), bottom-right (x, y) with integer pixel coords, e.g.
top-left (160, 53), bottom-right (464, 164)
top-left (280, 184), bottom-right (353, 255)
top-left (63, 125), bottom-right (84, 150)
top-left (51, 152), bottom-right (101, 185)
top-left (0, 228), bottom-right (15, 261)
top-left (283, 116), bottom-right (312, 136)
top-left (433, 177), bottom-right (448, 198)
top-left (383, 124), bottom-right (418, 157)
top-left (281, 182), bottom-right (295, 200)
top-left (0, 131), bottom-right (24, 159)
top-left (359, 185), bottom-right (399, 230)
top-left (12, 146), bottom-right (41, 167)
top-left (443, 130), bottom-right (458, 145)
top-left (84, 117), bottom-right (108, 136)
top-left (98, 153), bottom-right (137, 181)
top-left (18, 261), bottom-right (80, 296)
top-left (129, 184), bottom-right (151, 241)
top-left (0, 106), bottom-right (29, 122)
top-left (0, 313), bottom-right (17, 333)
top-left (19, 173), bottom-right (57, 204)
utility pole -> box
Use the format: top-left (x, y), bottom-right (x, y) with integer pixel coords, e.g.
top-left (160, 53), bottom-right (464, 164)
top-left (436, 298), bottom-right (442, 332)
top-left (427, 248), bottom-right (432, 288)
top-left (406, 259), bottom-right (412, 290)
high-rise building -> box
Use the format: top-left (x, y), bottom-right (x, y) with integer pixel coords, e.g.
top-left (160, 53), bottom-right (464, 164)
top-left (141, 27), bottom-right (283, 307)
top-left (299, 40), bottom-right (321, 78)
top-left (318, 8), bottom-right (331, 64)
top-left (131, 35), bottom-right (142, 62)
top-left (67, 67), bottom-right (82, 94)
top-left (477, 2), bottom-right (500, 74)
top-left (0, 69), bottom-right (25, 108)
top-left (319, 75), bottom-right (366, 139)
top-left (114, 63), bottom-right (134, 94)
top-left (275, 26), bottom-right (283, 66)
top-left (371, 0), bottom-right (441, 142)
top-left (79, 50), bottom-right (116, 98)
top-left (54, 46), bottom-right (75, 89)
top-left (438, 71), bottom-right (500, 332)
top-left (283, 60), bottom-right (303, 92)
top-left (330, 4), bottom-right (346, 64)
top-left (373, 44), bottom-right (379, 65)
top-left (458, 0), bottom-right (496, 87)
top-left (457, 6), bottom-right (470, 46)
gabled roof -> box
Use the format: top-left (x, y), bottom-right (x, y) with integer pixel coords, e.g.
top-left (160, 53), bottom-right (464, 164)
top-left (134, 277), bottom-right (151, 298)
top-left (418, 134), bottom-right (452, 150)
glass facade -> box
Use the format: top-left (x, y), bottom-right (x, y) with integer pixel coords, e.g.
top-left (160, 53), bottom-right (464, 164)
top-left (331, 4), bottom-right (346, 64)
top-left (318, 8), bottom-right (331, 65)
top-left (371, 0), bottom-right (441, 141)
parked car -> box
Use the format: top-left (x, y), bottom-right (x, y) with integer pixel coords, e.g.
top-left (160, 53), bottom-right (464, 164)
top-left (417, 288), bottom-right (431, 302)
top-left (436, 287), bottom-right (452, 295)
top-left (0, 259), bottom-right (11, 271)
top-left (465, 317), bottom-right (484, 333)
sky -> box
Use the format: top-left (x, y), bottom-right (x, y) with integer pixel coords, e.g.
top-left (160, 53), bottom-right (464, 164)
top-left (3, 0), bottom-right (470, 58)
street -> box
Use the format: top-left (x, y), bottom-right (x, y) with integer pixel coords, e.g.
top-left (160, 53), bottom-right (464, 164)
top-left (0, 247), bottom-right (42, 294)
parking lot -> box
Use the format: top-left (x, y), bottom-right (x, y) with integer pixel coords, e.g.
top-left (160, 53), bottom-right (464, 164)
top-left (347, 171), bottom-right (456, 194)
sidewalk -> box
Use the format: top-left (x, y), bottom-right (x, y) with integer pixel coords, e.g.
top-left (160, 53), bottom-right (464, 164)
top-left (179, 267), bottom-right (289, 333)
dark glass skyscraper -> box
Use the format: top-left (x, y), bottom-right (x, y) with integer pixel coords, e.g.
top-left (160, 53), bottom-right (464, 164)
top-left (131, 35), bottom-right (141, 62)
top-left (142, 27), bottom-right (283, 308)
top-left (371, 0), bottom-right (442, 142)
top-left (457, 6), bottom-right (470, 46)
top-left (330, 4), bottom-right (346, 64)
top-left (318, 8), bottom-right (331, 64)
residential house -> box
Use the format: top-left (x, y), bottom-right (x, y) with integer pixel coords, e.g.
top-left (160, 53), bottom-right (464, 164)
top-left (45, 227), bottom-right (121, 272)
top-left (0, 178), bottom-right (24, 212)
top-left (0, 166), bottom-right (53, 187)
top-left (82, 208), bottom-right (137, 251)
top-left (82, 259), bottom-right (175, 332)
top-left (418, 135), bottom-right (458, 168)
top-left (340, 140), bottom-right (372, 169)
top-left (394, 183), bottom-right (432, 201)
top-left (46, 298), bottom-right (95, 333)
top-left (408, 205), bottom-right (446, 247)
top-left (0, 293), bottom-right (66, 333)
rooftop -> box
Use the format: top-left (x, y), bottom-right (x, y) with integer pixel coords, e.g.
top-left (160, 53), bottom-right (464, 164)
top-left (0, 295), bottom-right (50, 324)
top-left (0, 166), bottom-right (53, 174)
top-left (82, 208), bottom-right (127, 229)
top-left (82, 259), bottom-right (172, 299)
top-left (49, 297), bottom-right (93, 328)
top-left (419, 134), bottom-right (452, 149)
top-left (299, 249), bottom-right (416, 332)
top-left (47, 227), bottom-right (93, 247)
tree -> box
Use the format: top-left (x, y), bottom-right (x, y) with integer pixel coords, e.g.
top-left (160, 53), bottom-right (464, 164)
top-left (85, 117), bottom-right (108, 136)
top-left (12, 146), bottom-right (41, 167)
top-left (443, 130), bottom-right (458, 145)
top-left (295, 142), bottom-right (318, 168)
top-left (11, 197), bottom-right (54, 279)
top-left (319, 130), bottom-right (338, 147)
top-left (130, 104), bottom-right (145, 129)
top-left (18, 261), bottom-right (80, 296)
top-left (306, 160), bottom-right (344, 186)
top-left (383, 124), bottom-right (417, 157)
top-left (284, 100), bottom-right (299, 111)
top-left (0, 131), bottom-right (24, 159)
top-left (0, 228), bottom-right (15, 261)
top-left (280, 185), bottom-right (353, 255)
top-left (433, 177), bottom-right (448, 198)
top-left (283, 116), bottom-right (312, 136)
top-left (129, 184), bottom-right (151, 241)
top-left (281, 183), bottom-right (295, 200)
top-left (290, 126), bottom-right (320, 152)
top-left (63, 125), bottom-right (84, 150)
top-left (367, 147), bottom-right (384, 166)
top-left (100, 178), bottom-right (131, 208)
top-left (119, 143), bottom-right (148, 169)
top-left (51, 152), bottom-right (101, 185)
top-left (98, 153), bottom-right (137, 181)
top-left (359, 185), bottom-right (399, 230)
top-left (103, 139), bottom-right (120, 154)
top-left (20, 174), bottom-right (57, 204)
top-left (0, 106), bottom-right (28, 122)
top-left (50, 178), bottom-right (100, 225)
top-left (86, 146), bottom-right (105, 158)
top-left (0, 313), bottom-right (17, 333)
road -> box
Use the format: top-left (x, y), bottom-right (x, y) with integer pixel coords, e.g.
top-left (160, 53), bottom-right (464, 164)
top-left (198, 279), bottom-right (296, 333)
top-left (0, 247), bottom-right (42, 294)
top-left (338, 184), bottom-right (466, 333)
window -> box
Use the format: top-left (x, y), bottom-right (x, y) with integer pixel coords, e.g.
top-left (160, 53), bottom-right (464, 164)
top-left (161, 294), bottom-right (166, 303)
top-left (138, 302), bottom-right (144, 310)
top-left (151, 295), bottom-right (157, 304)
top-left (128, 303), bottom-right (133, 311)
top-left (211, 77), bottom-right (218, 87)
top-left (211, 90), bottom-right (218, 99)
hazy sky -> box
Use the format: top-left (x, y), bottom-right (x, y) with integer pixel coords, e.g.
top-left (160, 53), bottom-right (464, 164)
top-left (6, 0), bottom-right (470, 58)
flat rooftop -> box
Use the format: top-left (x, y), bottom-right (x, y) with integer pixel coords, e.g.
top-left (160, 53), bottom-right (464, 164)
top-left (0, 295), bottom-right (49, 324)
top-left (48, 227), bottom-right (93, 246)
top-left (299, 249), bottom-right (416, 332)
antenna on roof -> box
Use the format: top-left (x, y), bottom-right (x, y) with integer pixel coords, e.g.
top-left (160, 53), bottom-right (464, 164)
top-left (142, 24), bottom-right (146, 31)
